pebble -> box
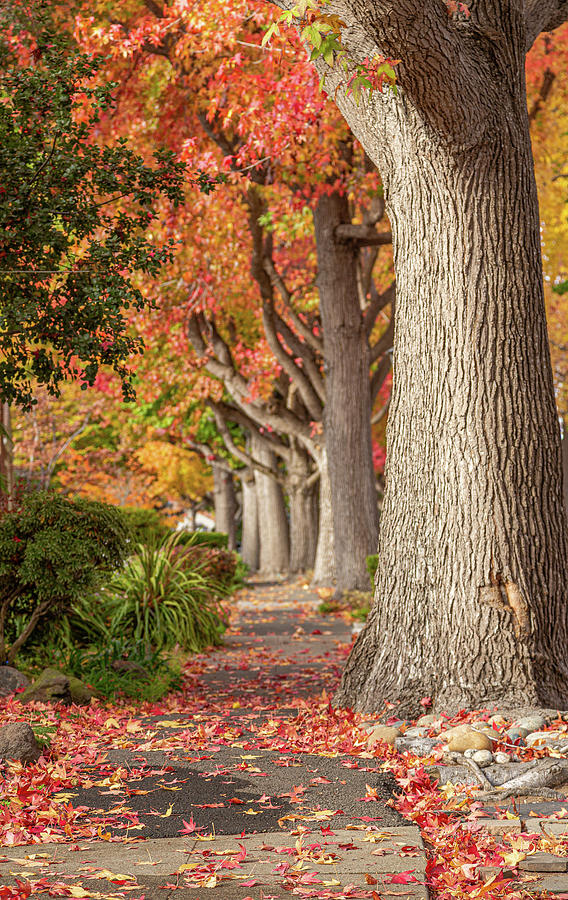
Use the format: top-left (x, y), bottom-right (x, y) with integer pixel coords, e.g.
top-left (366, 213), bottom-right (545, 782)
top-left (446, 729), bottom-right (493, 753)
top-left (494, 752), bottom-right (510, 763)
top-left (471, 749), bottom-right (494, 767)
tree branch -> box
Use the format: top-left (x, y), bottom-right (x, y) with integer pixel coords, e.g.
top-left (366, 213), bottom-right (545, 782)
top-left (335, 224), bottom-right (392, 247)
top-left (525, 1), bottom-right (568, 48)
top-left (369, 316), bottom-right (394, 364)
top-left (262, 299), bottom-right (324, 421)
top-left (263, 256), bottom-right (323, 354)
top-left (365, 281), bottom-right (395, 340)
top-left (211, 400), bottom-right (291, 461)
top-left (370, 354), bottom-right (392, 405)
top-left (208, 403), bottom-right (286, 483)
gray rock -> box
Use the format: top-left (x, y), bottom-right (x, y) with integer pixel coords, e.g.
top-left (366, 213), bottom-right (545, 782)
top-left (505, 728), bottom-right (528, 744)
top-left (519, 853), bottom-right (568, 873)
top-left (416, 714), bottom-right (439, 727)
top-left (20, 667), bottom-right (92, 706)
top-left (395, 736), bottom-right (441, 755)
top-left (428, 760), bottom-right (539, 787)
top-left (526, 731), bottom-right (568, 750)
top-left (514, 715), bottom-right (547, 734)
top-left (403, 727), bottom-right (430, 739)
top-left (0, 666), bottom-right (30, 697)
top-left (0, 723), bottom-right (41, 763)
top-left (472, 749), bottom-right (494, 767)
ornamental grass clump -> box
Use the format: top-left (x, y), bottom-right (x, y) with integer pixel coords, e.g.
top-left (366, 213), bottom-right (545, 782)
top-left (104, 532), bottom-right (226, 652)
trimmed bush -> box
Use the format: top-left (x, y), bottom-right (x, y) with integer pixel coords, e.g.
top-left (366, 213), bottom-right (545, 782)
top-left (121, 507), bottom-right (170, 546)
top-left (0, 493), bottom-right (130, 664)
top-left (177, 530), bottom-right (229, 549)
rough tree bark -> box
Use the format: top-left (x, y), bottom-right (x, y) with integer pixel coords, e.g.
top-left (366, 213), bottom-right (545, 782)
top-left (241, 469), bottom-right (260, 571)
top-left (284, 0), bottom-right (568, 713)
top-left (212, 463), bottom-right (237, 551)
top-left (314, 192), bottom-right (380, 592)
top-left (252, 438), bottom-right (290, 576)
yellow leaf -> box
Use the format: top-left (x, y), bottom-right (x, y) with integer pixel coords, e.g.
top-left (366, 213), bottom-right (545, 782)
top-left (177, 863), bottom-right (199, 873)
top-left (203, 875), bottom-right (217, 888)
top-left (244, 808), bottom-right (261, 815)
top-left (502, 849), bottom-right (527, 867)
top-left (323, 878), bottom-right (341, 886)
top-left (93, 870), bottom-right (135, 882)
top-left (159, 804), bottom-right (173, 818)
top-left (103, 718), bottom-right (121, 729)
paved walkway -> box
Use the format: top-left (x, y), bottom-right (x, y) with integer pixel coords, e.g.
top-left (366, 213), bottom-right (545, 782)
top-left (0, 579), bottom-right (429, 899)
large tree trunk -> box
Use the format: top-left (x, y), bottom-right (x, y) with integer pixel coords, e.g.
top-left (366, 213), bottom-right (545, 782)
top-left (335, 63), bottom-right (568, 713)
top-left (288, 443), bottom-right (318, 573)
top-left (313, 193), bottom-right (380, 592)
top-left (241, 470), bottom-right (260, 572)
top-left (312, 448), bottom-right (336, 585)
top-left (252, 439), bottom-right (290, 576)
top-left (212, 464), bottom-right (237, 551)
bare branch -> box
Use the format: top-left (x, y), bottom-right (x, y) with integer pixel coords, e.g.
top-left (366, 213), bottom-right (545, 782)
top-left (262, 300), bottom-right (324, 421)
top-left (270, 306), bottom-right (326, 405)
top-left (365, 281), bottom-right (395, 340)
top-left (43, 412), bottom-right (92, 489)
top-left (208, 402), bottom-right (286, 483)
top-left (335, 224), bottom-right (392, 247)
top-left (212, 400), bottom-right (291, 461)
top-left (371, 394), bottom-right (390, 425)
top-left (369, 316), bottom-right (394, 364)
top-left (263, 257), bottom-right (323, 354)
top-left (370, 354), bottom-right (392, 405)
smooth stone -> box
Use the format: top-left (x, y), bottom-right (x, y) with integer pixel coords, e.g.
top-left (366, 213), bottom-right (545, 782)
top-left (0, 666), bottom-right (30, 697)
top-left (514, 715), bottom-right (547, 734)
top-left (526, 731), bottom-right (568, 749)
top-left (403, 726), bottom-right (429, 738)
top-left (519, 853), bottom-right (568, 873)
top-left (0, 722), bottom-right (41, 763)
top-left (446, 730), bottom-right (493, 752)
top-left (395, 736), bottom-right (441, 755)
top-left (505, 728), bottom-right (528, 743)
top-left (416, 714), bottom-right (439, 727)
top-left (472, 749), bottom-right (494, 767)
top-left (464, 748), bottom-right (476, 759)
top-left (494, 752), bottom-right (511, 763)
top-left (367, 725), bottom-right (401, 747)
top-left (20, 667), bottom-right (92, 706)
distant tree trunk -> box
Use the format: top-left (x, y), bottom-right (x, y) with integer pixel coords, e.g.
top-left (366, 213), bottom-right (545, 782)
top-left (212, 464), bottom-right (237, 551)
top-left (252, 439), bottom-right (290, 576)
top-left (312, 448), bottom-right (336, 585)
top-left (0, 404), bottom-right (13, 509)
top-left (241, 470), bottom-right (260, 572)
top-left (313, 192), bottom-right (380, 593)
top-left (288, 443), bottom-right (318, 573)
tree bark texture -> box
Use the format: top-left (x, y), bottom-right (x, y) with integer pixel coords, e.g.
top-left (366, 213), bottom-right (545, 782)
top-left (288, 444), bottom-right (319, 572)
top-left (326, 6), bottom-right (568, 713)
top-left (314, 192), bottom-right (380, 592)
top-left (241, 470), bottom-right (260, 571)
top-left (252, 439), bottom-right (290, 575)
top-left (212, 464), bottom-right (237, 551)
top-left (312, 448), bottom-right (337, 585)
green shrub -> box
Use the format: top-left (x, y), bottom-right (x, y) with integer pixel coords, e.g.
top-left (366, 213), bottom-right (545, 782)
top-left (0, 492), bottom-right (130, 664)
top-left (103, 532), bottom-right (227, 652)
top-left (121, 507), bottom-right (170, 546)
top-left (177, 530), bottom-right (228, 549)
top-left (366, 554), bottom-right (379, 588)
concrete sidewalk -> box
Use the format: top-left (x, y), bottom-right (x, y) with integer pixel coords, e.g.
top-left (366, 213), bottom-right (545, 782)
top-left (0, 579), bottom-right (430, 899)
